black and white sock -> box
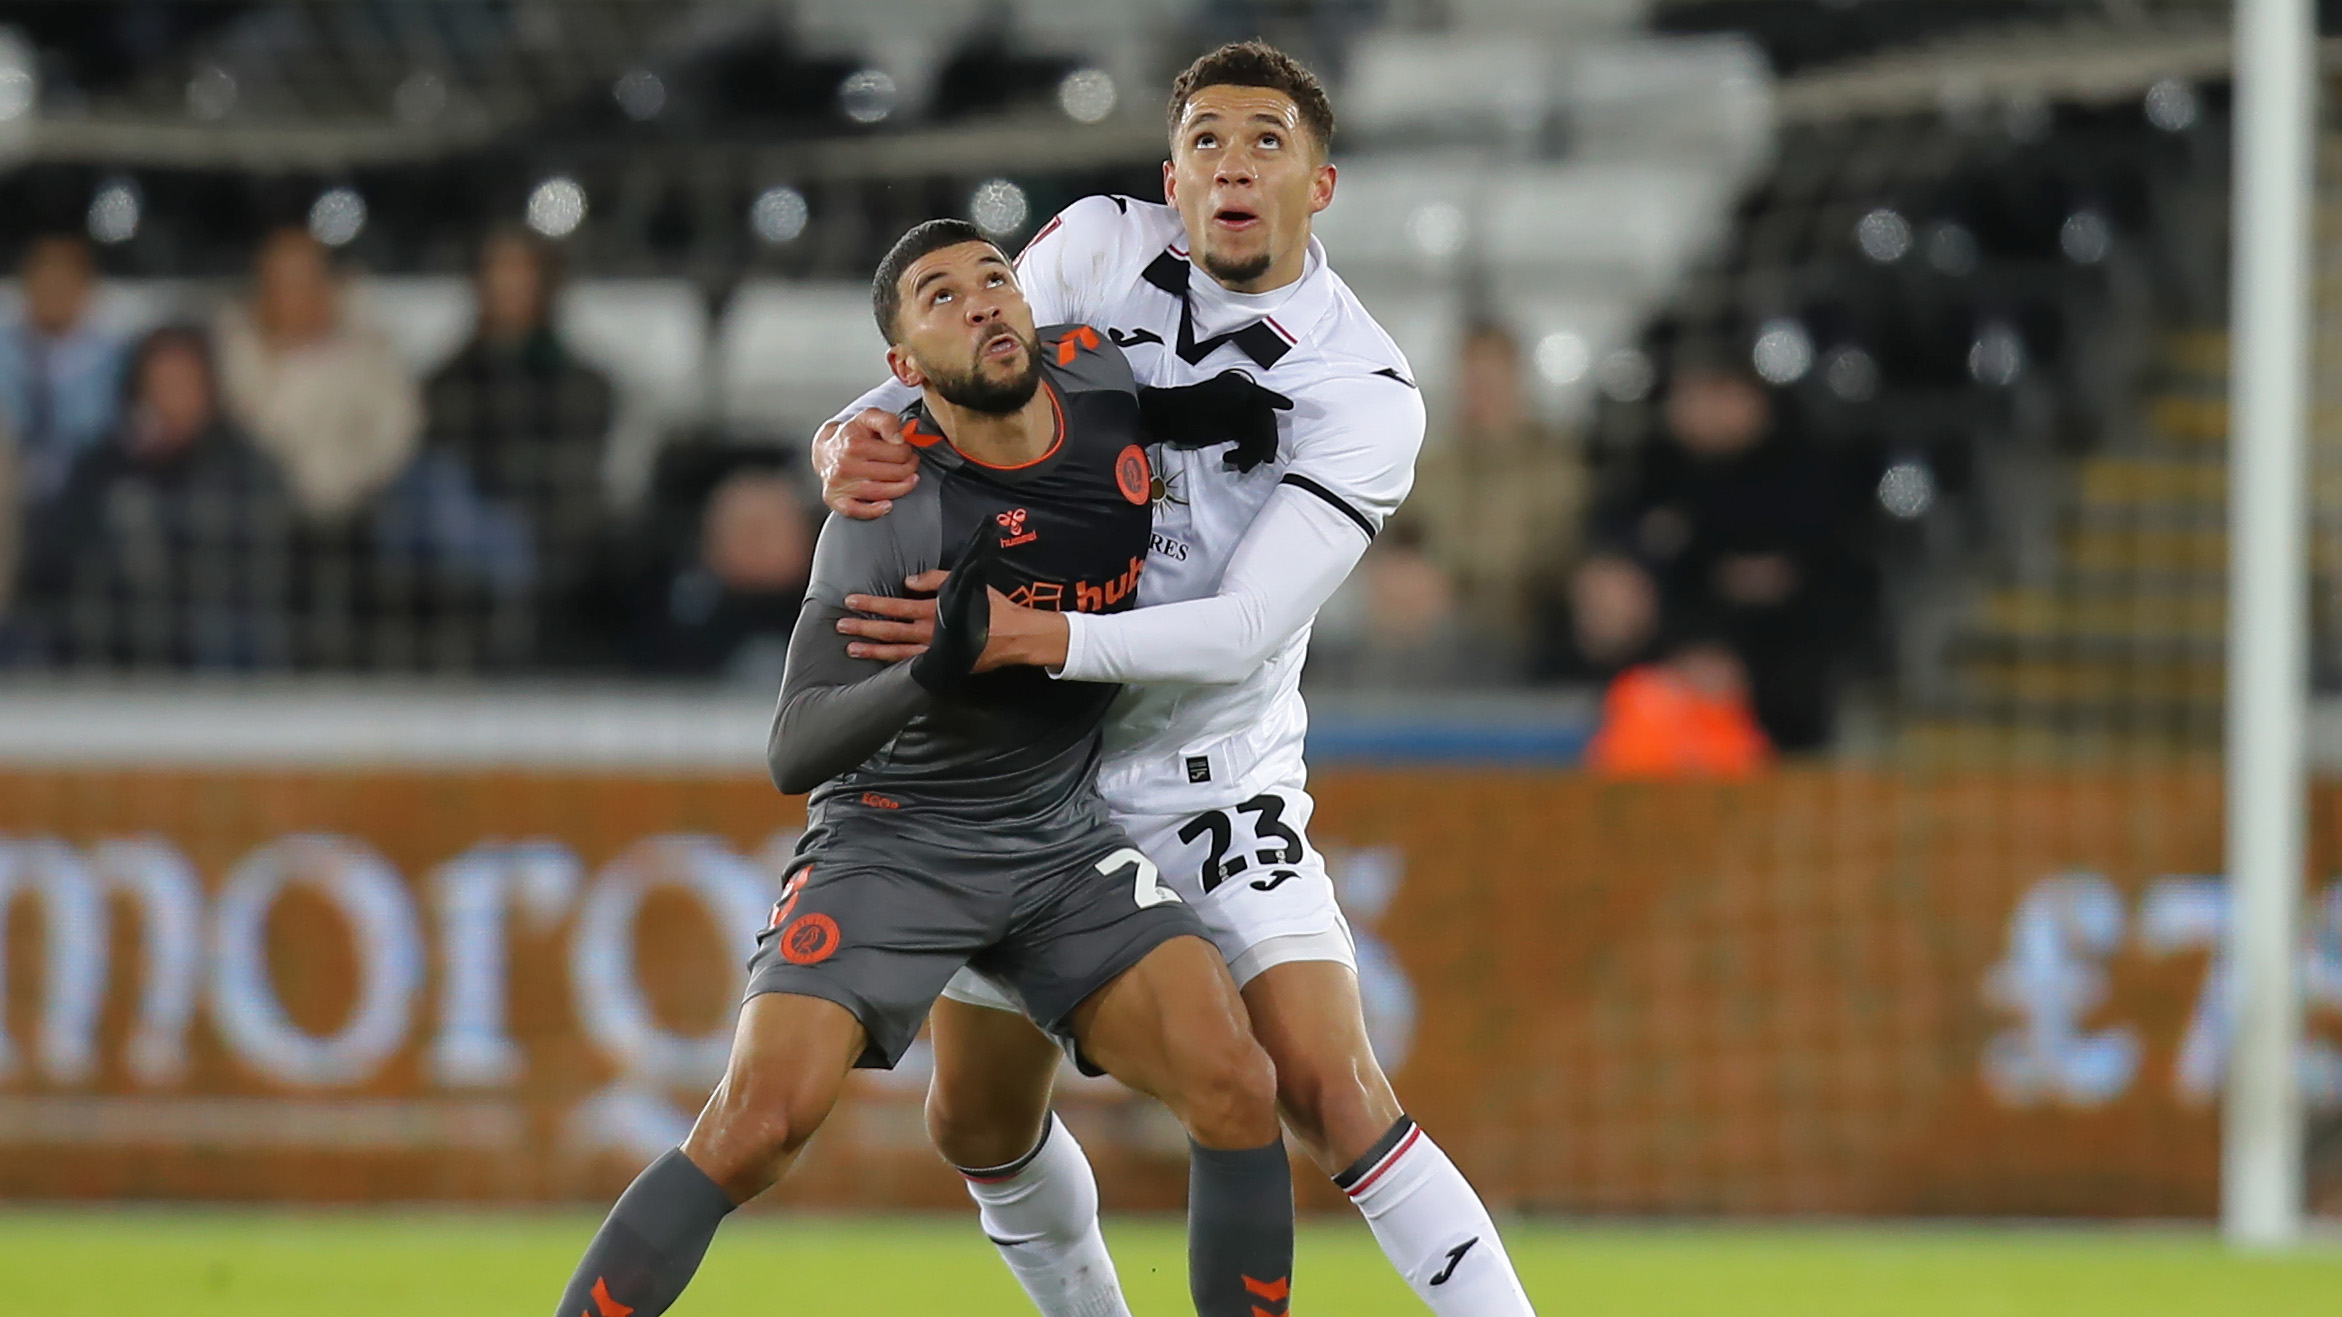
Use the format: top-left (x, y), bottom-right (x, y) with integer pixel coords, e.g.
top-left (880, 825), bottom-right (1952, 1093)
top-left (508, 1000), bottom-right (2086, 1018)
top-left (958, 1113), bottom-right (1132, 1317)
top-left (1188, 1137), bottom-right (1294, 1317)
top-left (552, 1148), bottom-right (736, 1317)
top-left (1335, 1117), bottom-right (1536, 1315)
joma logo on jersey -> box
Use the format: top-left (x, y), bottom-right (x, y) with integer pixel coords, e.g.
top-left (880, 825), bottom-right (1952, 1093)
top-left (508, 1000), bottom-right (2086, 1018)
top-left (995, 507), bottom-right (1038, 548)
top-left (1003, 555), bottom-right (1145, 615)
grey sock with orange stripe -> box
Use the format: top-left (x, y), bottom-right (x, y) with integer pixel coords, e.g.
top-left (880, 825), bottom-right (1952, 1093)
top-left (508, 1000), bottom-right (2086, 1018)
top-left (553, 1148), bottom-right (735, 1317)
top-left (1336, 1116), bottom-right (1537, 1316)
top-left (1188, 1137), bottom-right (1294, 1317)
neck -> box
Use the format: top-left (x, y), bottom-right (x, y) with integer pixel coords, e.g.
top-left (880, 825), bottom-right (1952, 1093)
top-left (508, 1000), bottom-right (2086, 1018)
top-left (924, 382), bottom-right (1056, 466)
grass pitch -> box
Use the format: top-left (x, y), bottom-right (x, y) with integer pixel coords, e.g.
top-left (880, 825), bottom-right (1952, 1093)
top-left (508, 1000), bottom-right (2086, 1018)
top-left (5, 1211), bottom-right (2339, 1315)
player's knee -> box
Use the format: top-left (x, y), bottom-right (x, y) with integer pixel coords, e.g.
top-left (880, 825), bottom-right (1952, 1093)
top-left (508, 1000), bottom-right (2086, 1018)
top-left (1264, 1036), bottom-right (1401, 1169)
top-left (685, 1068), bottom-right (828, 1196)
top-left (1271, 1048), bottom-right (1353, 1135)
top-left (1178, 1033), bottom-right (1280, 1148)
top-left (924, 1087), bottom-right (1046, 1172)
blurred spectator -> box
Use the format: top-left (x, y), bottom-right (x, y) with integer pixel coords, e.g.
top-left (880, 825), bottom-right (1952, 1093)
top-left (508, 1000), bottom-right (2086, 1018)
top-left (421, 228), bottom-right (616, 659)
top-left (216, 228), bottom-right (421, 522)
top-left (0, 422), bottom-right (18, 648)
top-left (23, 326), bottom-right (293, 668)
top-left (1566, 554), bottom-right (1661, 670)
top-left (1307, 523), bottom-right (1499, 689)
top-left (1585, 640), bottom-right (1772, 778)
top-left (624, 465), bottom-right (814, 681)
top-left (0, 235), bottom-right (127, 504)
top-left (1393, 324), bottom-right (1583, 675)
top-left (1569, 353), bottom-right (1866, 750)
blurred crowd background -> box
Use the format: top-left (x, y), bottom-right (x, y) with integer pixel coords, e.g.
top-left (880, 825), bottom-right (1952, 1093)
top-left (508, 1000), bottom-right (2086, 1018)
top-left (0, 0), bottom-right (2273, 765)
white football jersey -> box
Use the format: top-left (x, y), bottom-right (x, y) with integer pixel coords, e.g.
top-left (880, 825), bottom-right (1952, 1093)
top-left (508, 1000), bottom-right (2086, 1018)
top-left (831, 195), bottom-right (1425, 818)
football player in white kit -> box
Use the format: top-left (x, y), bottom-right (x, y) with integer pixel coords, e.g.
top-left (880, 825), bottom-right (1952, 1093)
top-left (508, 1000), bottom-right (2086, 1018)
top-left (813, 42), bottom-right (1538, 1317)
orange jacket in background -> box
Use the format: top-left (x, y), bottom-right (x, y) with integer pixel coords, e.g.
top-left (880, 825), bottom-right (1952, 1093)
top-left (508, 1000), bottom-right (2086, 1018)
top-left (1586, 662), bottom-right (1773, 778)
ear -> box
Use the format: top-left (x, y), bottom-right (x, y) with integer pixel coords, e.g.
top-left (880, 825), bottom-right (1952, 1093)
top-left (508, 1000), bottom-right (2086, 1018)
top-left (1309, 161), bottom-right (1337, 217)
top-left (1161, 158), bottom-right (1178, 205)
top-left (886, 345), bottom-right (924, 389)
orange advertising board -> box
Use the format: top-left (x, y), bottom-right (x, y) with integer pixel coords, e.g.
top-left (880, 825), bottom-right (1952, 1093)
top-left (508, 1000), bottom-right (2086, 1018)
top-left (3, 767), bottom-right (2337, 1215)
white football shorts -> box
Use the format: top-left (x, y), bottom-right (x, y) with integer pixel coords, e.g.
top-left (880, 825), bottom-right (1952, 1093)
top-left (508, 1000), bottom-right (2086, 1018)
top-left (942, 783), bottom-right (1355, 1015)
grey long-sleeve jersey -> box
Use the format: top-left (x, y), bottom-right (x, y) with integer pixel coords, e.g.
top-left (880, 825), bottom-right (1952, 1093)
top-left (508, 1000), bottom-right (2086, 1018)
top-left (766, 326), bottom-right (1157, 825)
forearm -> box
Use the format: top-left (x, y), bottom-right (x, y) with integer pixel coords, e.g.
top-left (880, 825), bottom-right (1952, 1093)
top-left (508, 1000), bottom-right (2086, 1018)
top-left (818, 379), bottom-right (917, 446)
top-left (768, 601), bottom-right (935, 793)
top-left (1055, 487), bottom-right (1367, 685)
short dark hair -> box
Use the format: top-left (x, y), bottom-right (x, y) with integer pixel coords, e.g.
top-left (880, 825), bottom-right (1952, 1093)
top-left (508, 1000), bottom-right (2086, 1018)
top-left (1167, 41), bottom-right (1335, 158)
top-left (871, 218), bottom-right (1004, 343)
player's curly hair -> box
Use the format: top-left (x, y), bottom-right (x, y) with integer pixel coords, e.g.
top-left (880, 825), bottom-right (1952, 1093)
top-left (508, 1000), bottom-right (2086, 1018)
top-left (1167, 40), bottom-right (1335, 158)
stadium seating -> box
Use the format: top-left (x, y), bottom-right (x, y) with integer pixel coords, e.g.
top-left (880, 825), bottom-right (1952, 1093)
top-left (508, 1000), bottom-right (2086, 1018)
top-left (559, 280), bottom-right (714, 500)
top-left (1341, 33), bottom-right (1554, 152)
top-left (716, 280), bottom-right (890, 439)
top-left (359, 276), bottom-right (474, 375)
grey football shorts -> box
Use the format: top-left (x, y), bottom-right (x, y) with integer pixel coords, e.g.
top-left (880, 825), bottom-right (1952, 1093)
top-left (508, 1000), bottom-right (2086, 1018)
top-left (744, 809), bottom-right (1206, 1069)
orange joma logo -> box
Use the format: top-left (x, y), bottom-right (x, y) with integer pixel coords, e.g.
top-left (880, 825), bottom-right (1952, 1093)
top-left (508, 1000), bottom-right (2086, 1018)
top-left (1244, 1273), bottom-right (1290, 1316)
top-left (587, 1277), bottom-right (634, 1317)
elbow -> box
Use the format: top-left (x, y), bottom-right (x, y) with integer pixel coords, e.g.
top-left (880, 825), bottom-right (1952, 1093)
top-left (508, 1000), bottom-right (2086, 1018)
top-left (769, 750), bottom-right (825, 797)
top-left (1186, 650), bottom-right (1265, 685)
top-left (774, 762), bottom-right (825, 797)
top-left (1193, 614), bottom-right (1281, 684)
top-left (766, 716), bottom-right (821, 796)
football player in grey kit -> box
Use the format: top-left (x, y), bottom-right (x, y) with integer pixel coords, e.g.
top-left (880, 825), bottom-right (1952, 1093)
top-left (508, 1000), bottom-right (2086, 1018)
top-left (550, 220), bottom-right (1298, 1317)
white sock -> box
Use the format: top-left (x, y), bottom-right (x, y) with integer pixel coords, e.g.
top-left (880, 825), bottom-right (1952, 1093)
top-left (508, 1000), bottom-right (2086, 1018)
top-left (959, 1113), bottom-right (1132, 1317)
top-left (1337, 1117), bottom-right (1537, 1315)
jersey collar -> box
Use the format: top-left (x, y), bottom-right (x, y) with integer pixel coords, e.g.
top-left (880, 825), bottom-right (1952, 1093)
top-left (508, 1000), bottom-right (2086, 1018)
top-left (1139, 235), bottom-right (1333, 371)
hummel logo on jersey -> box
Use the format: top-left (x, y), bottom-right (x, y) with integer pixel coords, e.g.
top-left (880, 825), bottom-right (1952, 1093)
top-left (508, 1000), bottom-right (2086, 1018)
top-left (1427, 1238), bottom-right (1479, 1286)
top-left (1109, 327), bottom-right (1164, 349)
top-left (996, 507), bottom-right (1038, 547)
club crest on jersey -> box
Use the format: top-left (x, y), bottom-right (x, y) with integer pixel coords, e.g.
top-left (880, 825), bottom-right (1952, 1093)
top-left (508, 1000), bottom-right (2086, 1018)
top-left (995, 507), bottom-right (1038, 548)
top-left (1115, 445), bottom-right (1151, 505)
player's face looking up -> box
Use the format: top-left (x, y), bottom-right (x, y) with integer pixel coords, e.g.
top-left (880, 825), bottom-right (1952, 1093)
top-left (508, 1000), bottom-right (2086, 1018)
top-left (886, 241), bottom-right (1044, 415)
top-left (1165, 85), bottom-right (1335, 294)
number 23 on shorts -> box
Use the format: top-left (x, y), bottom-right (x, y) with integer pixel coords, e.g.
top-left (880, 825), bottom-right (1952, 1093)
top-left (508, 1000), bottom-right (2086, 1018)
top-left (1177, 793), bottom-right (1307, 893)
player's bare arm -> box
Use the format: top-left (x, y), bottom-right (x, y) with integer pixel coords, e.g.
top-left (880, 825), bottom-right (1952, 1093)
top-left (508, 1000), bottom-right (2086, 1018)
top-left (816, 407), bottom-right (921, 518)
top-left (841, 568), bottom-right (1066, 669)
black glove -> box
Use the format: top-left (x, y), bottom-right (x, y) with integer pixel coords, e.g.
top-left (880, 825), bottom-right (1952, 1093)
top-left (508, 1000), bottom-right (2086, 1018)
top-left (908, 528), bottom-right (995, 694)
top-left (1139, 370), bottom-right (1294, 474)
